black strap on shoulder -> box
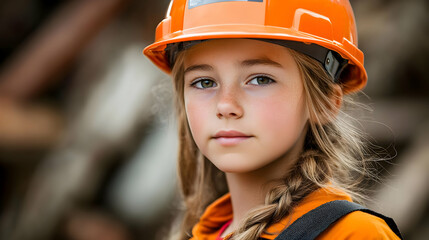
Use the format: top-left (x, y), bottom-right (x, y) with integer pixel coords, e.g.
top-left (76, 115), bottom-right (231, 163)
top-left (274, 200), bottom-right (403, 240)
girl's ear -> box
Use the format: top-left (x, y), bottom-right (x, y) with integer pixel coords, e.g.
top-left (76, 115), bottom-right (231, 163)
top-left (310, 84), bottom-right (343, 125)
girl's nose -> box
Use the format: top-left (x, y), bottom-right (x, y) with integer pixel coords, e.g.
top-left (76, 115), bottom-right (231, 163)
top-left (216, 89), bottom-right (244, 119)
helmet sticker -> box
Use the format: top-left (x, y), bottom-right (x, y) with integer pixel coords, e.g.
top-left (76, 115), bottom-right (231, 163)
top-left (189, 0), bottom-right (263, 9)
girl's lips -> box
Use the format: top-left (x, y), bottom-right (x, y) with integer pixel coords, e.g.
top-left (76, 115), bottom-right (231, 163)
top-left (212, 130), bottom-right (253, 146)
top-left (213, 130), bottom-right (250, 138)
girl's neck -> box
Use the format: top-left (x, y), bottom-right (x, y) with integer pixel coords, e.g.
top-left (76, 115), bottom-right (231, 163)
top-left (225, 172), bottom-right (270, 232)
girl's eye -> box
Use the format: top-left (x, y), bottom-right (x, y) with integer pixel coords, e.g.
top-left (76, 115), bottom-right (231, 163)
top-left (192, 79), bottom-right (217, 89)
top-left (247, 76), bottom-right (275, 86)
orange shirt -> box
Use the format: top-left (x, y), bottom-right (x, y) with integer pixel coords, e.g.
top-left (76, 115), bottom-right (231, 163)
top-left (190, 188), bottom-right (400, 240)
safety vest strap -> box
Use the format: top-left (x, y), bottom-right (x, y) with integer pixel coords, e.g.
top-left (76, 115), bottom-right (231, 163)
top-left (274, 200), bottom-right (403, 240)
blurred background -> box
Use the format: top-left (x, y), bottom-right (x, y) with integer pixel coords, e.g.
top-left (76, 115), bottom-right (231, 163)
top-left (0, 0), bottom-right (427, 239)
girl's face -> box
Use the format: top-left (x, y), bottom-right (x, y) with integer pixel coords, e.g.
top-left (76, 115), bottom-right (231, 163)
top-left (183, 39), bottom-right (309, 173)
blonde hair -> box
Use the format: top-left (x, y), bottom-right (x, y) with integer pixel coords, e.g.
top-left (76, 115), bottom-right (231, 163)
top-left (169, 47), bottom-right (371, 240)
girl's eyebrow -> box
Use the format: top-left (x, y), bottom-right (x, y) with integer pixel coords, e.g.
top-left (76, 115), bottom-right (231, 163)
top-left (184, 64), bottom-right (213, 75)
top-left (184, 57), bottom-right (282, 75)
top-left (241, 58), bottom-right (283, 68)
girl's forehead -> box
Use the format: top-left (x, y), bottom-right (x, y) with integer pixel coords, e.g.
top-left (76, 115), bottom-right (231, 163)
top-left (183, 38), bottom-right (293, 66)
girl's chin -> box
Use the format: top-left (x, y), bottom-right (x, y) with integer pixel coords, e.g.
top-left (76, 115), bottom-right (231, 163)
top-left (210, 158), bottom-right (269, 174)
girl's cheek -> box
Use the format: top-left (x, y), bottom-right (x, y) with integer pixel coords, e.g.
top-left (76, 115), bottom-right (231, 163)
top-left (251, 94), bottom-right (307, 129)
top-left (184, 90), bottom-right (216, 127)
top-left (185, 99), bottom-right (208, 143)
top-left (252, 94), bottom-right (289, 115)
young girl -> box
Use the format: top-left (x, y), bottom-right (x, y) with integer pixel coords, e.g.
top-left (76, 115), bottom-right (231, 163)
top-left (144, 0), bottom-right (403, 239)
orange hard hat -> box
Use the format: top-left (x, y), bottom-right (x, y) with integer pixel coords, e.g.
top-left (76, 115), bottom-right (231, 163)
top-left (144, 0), bottom-right (367, 93)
